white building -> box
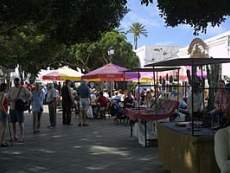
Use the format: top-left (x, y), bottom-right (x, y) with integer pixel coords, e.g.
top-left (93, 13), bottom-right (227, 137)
top-left (205, 32), bottom-right (230, 77)
top-left (135, 31), bottom-right (230, 77)
top-left (134, 45), bottom-right (181, 67)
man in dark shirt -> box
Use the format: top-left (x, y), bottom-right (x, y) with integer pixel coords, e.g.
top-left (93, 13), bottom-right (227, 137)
top-left (78, 81), bottom-right (90, 126)
top-left (61, 80), bottom-right (73, 125)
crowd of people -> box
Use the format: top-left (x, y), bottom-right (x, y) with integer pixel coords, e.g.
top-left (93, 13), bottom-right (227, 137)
top-left (1, 78), bottom-right (161, 148)
top-left (1, 76), bottom-right (229, 151)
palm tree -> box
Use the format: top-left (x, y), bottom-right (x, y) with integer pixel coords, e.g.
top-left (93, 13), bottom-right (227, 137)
top-left (128, 22), bottom-right (148, 49)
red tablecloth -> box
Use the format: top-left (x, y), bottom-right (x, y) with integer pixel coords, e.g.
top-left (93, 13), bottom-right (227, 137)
top-left (125, 100), bottom-right (179, 121)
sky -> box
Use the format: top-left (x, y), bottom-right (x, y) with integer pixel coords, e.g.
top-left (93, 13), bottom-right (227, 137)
top-left (120, 0), bottom-right (230, 48)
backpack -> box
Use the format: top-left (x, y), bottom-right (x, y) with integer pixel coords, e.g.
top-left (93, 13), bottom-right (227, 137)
top-left (15, 87), bottom-right (29, 111)
top-left (15, 99), bottom-right (27, 111)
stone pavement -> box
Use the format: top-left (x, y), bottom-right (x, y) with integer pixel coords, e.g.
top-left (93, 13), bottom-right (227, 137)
top-left (0, 108), bottom-right (169, 173)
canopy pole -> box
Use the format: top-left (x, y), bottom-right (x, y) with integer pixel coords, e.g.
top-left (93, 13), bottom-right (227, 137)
top-left (191, 60), bottom-right (194, 135)
top-left (138, 69), bottom-right (140, 108)
top-left (177, 69), bottom-right (180, 101)
top-left (201, 65), bottom-right (205, 114)
top-left (153, 66), bottom-right (156, 100)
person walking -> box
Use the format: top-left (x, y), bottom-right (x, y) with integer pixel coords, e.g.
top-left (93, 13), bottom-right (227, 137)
top-left (61, 80), bottom-right (74, 125)
top-left (31, 83), bottom-right (45, 134)
top-left (78, 81), bottom-right (90, 126)
top-left (46, 83), bottom-right (58, 128)
top-left (8, 78), bottom-right (32, 143)
top-left (0, 83), bottom-right (9, 147)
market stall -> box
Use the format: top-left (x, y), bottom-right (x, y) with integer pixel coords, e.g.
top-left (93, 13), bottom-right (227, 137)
top-left (145, 57), bottom-right (230, 173)
top-left (124, 67), bottom-right (180, 147)
top-left (82, 63), bottom-right (128, 81)
top-left (41, 66), bottom-right (82, 81)
top-left (125, 100), bottom-right (179, 147)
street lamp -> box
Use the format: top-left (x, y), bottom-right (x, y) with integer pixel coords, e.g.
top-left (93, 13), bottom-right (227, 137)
top-left (107, 47), bottom-right (115, 94)
top-left (107, 47), bottom-right (114, 63)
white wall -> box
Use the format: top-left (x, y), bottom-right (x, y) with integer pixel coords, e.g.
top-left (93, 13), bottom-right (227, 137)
top-left (135, 31), bottom-right (230, 77)
top-left (134, 46), bottom-right (146, 67)
top-left (207, 35), bottom-right (230, 77)
top-left (135, 45), bottom-right (181, 67)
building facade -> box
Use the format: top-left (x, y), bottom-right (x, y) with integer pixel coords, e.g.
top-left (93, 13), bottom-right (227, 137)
top-left (135, 31), bottom-right (230, 77)
top-left (134, 45), bottom-right (181, 67)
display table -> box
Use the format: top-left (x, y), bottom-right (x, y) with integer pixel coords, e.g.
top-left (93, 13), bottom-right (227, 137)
top-left (157, 122), bottom-right (220, 173)
top-left (125, 100), bottom-right (179, 147)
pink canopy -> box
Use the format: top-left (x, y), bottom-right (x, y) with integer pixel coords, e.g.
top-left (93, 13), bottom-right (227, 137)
top-left (82, 63), bottom-right (128, 81)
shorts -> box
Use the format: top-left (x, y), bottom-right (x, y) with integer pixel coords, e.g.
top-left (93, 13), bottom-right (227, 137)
top-left (10, 109), bottom-right (24, 123)
top-left (79, 98), bottom-right (90, 111)
top-left (0, 111), bottom-right (7, 124)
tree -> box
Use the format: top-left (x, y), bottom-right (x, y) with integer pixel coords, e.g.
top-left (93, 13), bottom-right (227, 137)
top-left (0, 0), bottom-right (128, 44)
top-left (69, 31), bottom-right (140, 72)
top-left (141, 0), bottom-right (230, 34)
top-left (128, 23), bottom-right (148, 49)
top-left (0, 25), bottom-right (67, 81)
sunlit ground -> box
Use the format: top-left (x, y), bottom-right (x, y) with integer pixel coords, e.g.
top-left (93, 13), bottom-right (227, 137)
top-left (0, 108), bottom-right (169, 173)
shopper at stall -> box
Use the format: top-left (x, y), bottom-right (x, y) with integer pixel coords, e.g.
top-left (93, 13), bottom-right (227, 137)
top-left (90, 89), bottom-right (98, 118)
top-left (97, 91), bottom-right (109, 119)
top-left (212, 80), bottom-right (226, 126)
top-left (145, 90), bottom-right (153, 108)
top-left (124, 91), bottom-right (135, 108)
top-left (188, 81), bottom-right (203, 120)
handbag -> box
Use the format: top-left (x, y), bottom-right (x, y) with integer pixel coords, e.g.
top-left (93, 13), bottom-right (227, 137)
top-left (15, 87), bottom-right (29, 111)
top-left (0, 93), bottom-right (4, 111)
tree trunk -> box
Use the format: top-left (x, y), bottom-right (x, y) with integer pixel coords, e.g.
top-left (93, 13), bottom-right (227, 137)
top-left (207, 64), bottom-right (220, 111)
top-left (134, 36), bottom-right (137, 50)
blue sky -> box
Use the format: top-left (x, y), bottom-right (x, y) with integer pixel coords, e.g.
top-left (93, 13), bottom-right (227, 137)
top-left (120, 0), bottom-right (230, 47)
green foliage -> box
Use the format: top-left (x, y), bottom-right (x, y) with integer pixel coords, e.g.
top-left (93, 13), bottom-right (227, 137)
top-left (0, 1), bottom-right (129, 81)
top-left (141, 0), bottom-right (230, 34)
top-left (0, 25), bottom-right (66, 78)
top-left (0, 0), bottom-right (128, 44)
top-left (69, 31), bottom-right (140, 72)
top-left (128, 23), bottom-right (148, 49)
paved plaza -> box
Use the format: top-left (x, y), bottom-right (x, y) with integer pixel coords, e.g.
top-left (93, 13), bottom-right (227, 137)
top-left (0, 108), bottom-right (169, 173)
